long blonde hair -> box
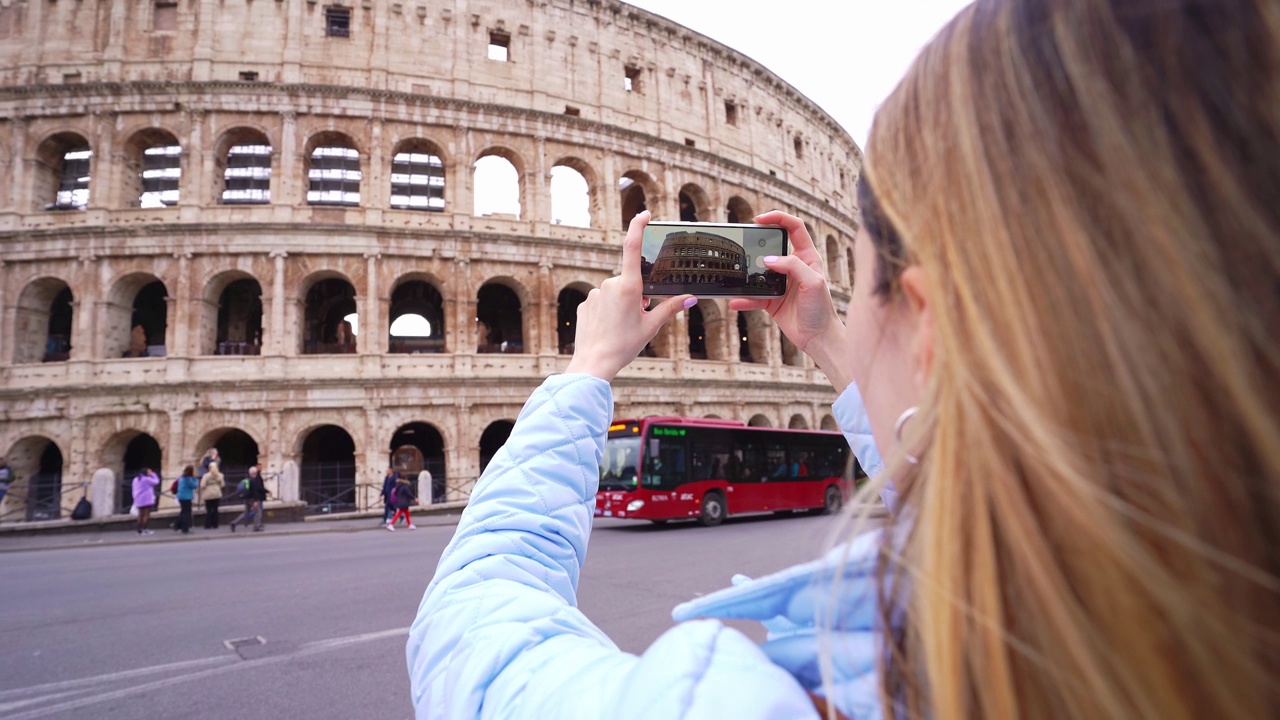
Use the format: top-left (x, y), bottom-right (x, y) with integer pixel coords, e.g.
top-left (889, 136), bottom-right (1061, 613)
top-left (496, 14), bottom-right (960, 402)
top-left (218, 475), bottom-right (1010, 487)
top-left (861, 0), bottom-right (1280, 717)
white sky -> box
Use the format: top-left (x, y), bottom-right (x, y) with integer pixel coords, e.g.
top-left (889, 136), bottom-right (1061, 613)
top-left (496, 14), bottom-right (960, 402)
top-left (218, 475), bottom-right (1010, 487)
top-left (622, 0), bottom-right (972, 146)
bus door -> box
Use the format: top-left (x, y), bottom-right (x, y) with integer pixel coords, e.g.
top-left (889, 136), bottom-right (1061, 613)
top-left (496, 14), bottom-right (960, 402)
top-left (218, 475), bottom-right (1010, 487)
top-left (730, 437), bottom-right (776, 512)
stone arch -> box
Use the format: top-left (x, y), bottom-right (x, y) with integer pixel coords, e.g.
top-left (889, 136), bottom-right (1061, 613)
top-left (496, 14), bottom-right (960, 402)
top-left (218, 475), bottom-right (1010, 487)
top-left (102, 429), bottom-right (164, 513)
top-left (388, 275), bottom-right (446, 354)
top-left (389, 421), bottom-right (447, 502)
top-left (619, 170), bottom-right (658, 230)
top-left (34, 131), bottom-right (92, 211)
top-left (747, 414), bottom-right (773, 428)
top-left (697, 300), bottom-right (730, 361)
top-left (556, 282), bottom-right (592, 354)
top-left (215, 126), bottom-right (273, 205)
top-left (550, 159), bottom-right (593, 228)
top-left (2, 436), bottom-right (65, 521)
top-left (13, 276), bottom-right (73, 364)
top-left (305, 130), bottom-right (362, 206)
top-left (297, 424), bottom-right (357, 514)
top-left (201, 270), bottom-right (264, 356)
top-left (678, 182), bottom-right (711, 222)
top-left (788, 414), bottom-right (810, 430)
top-left (820, 414), bottom-right (839, 431)
top-left (104, 272), bottom-right (168, 359)
top-left (738, 309), bottom-right (769, 364)
top-left (473, 146), bottom-right (525, 219)
top-left (193, 427), bottom-right (261, 481)
top-left (122, 127), bottom-right (182, 207)
top-left (301, 271), bottom-right (358, 354)
top-left (390, 137), bottom-right (447, 212)
top-left (726, 195), bottom-right (753, 224)
top-left (479, 420), bottom-right (515, 474)
top-left (476, 278), bottom-right (528, 354)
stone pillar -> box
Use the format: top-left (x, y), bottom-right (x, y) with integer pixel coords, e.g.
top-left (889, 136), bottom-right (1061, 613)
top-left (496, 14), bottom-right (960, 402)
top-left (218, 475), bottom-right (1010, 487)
top-left (537, 260), bottom-right (554, 355)
top-left (9, 117), bottom-right (28, 212)
top-left (278, 461), bottom-right (299, 503)
top-left (602, 154), bottom-right (620, 240)
top-left (452, 258), bottom-right (472, 353)
top-left (90, 468), bottom-right (115, 520)
top-left (182, 110), bottom-right (207, 212)
top-left (673, 309), bottom-right (690, 360)
top-left (266, 409), bottom-right (285, 474)
top-left (269, 251), bottom-right (287, 355)
top-left (163, 410), bottom-right (186, 508)
top-left (277, 112), bottom-right (301, 207)
top-left (532, 136), bottom-right (549, 225)
top-left (418, 471), bottom-right (433, 506)
top-left (361, 253), bottom-right (381, 354)
top-left (365, 120), bottom-right (385, 211)
top-left (169, 252), bottom-right (193, 357)
top-left (88, 112), bottom-right (116, 210)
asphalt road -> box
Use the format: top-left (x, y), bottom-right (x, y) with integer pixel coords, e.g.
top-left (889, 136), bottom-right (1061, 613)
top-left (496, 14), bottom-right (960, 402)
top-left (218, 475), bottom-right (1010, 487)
top-left (0, 511), bottom-right (854, 719)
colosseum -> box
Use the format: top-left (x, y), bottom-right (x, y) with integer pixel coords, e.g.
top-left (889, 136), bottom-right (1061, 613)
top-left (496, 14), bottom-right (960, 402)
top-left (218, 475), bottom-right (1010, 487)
top-left (0, 0), bottom-right (863, 524)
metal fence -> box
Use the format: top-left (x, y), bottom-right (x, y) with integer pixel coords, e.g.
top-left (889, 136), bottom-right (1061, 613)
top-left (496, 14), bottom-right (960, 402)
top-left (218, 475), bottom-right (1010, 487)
top-left (0, 477), bottom-right (84, 523)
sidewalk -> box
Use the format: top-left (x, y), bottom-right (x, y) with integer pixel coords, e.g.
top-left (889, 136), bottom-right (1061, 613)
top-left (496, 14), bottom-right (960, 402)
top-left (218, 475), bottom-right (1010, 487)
top-left (0, 505), bottom-right (466, 554)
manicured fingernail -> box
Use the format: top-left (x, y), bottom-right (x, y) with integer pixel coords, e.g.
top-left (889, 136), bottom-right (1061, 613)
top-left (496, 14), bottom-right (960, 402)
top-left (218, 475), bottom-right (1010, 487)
top-left (682, 297), bottom-right (698, 309)
top-left (763, 255), bottom-right (779, 263)
top-left (635, 210), bottom-right (651, 219)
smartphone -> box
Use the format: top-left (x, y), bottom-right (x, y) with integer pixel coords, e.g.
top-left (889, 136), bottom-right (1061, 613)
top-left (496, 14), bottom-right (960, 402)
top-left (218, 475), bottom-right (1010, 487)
top-left (641, 222), bottom-right (789, 297)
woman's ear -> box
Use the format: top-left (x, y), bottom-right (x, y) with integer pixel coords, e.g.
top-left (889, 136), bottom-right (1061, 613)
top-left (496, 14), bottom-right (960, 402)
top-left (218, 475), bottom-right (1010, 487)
top-left (899, 266), bottom-right (935, 391)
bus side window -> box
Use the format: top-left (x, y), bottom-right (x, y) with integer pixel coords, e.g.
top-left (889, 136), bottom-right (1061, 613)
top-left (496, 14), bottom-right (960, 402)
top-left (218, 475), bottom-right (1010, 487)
top-left (645, 436), bottom-right (688, 490)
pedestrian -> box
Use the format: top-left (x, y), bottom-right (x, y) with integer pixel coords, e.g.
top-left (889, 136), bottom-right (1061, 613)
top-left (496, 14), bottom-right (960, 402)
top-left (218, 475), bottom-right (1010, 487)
top-left (381, 468), bottom-right (399, 525)
top-left (0, 457), bottom-right (11, 516)
top-left (200, 461), bottom-right (224, 529)
top-left (198, 448), bottom-right (219, 476)
top-left (406, 2), bottom-right (1280, 714)
top-left (130, 468), bottom-right (160, 535)
top-left (173, 465), bottom-right (199, 534)
top-left (230, 466), bottom-right (268, 533)
top-left (385, 475), bottom-right (416, 531)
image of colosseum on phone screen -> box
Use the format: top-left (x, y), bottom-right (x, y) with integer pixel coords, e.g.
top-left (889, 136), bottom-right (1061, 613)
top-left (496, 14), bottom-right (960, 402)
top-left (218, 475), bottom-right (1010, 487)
top-left (640, 224), bottom-right (788, 296)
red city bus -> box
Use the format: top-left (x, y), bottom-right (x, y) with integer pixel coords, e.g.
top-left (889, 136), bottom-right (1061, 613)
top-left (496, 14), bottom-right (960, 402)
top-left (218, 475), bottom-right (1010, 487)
top-left (595, 417), bottom-right (861, 526)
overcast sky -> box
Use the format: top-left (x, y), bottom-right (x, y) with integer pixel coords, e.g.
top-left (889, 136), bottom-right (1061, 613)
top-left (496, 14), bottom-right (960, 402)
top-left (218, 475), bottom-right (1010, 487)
top-left (622, 0), bottom-right (972, 147)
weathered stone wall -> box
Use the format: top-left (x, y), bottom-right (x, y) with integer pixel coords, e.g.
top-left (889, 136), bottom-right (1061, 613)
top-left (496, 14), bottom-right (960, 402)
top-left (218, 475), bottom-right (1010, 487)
top-left (0, 0), bottom-right (862, 521)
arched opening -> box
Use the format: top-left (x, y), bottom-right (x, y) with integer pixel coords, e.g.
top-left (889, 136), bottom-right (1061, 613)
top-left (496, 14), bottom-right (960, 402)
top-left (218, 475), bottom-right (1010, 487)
top-left (35, 132), bottom-right (92, 211)
top-left (473, 153), bottom-right (521, 219)
top-left (303, 277), bottom-right (357, 354)
top-left (780, 333), bottom-right (804, 367)
top-left (698, 301), bottom-right (730, 361)
top-left (846, 247), bottom-right (856, 287)
top-left (550, 165), bottom-right (591, 227)
top-left (476, 283), bottom-right (524, 354)
top-left (2, 437), bottom-right (64, 521)
top-left (299, 425), bottom-right (356, 514)
top-left (737, 311), bottom-right (769, 364)
top-left (619, 171), bottom-right (653, 230)
top-left (118, 433), bottom-right (163, 513)
top-left (557, 286), bottom-right (588, 354)
top-left (479, 420), bottom-right (514, 474)
top-left (388, 280), bottom-right (445, 354)
top-left (306, 132), bottom-right (361, 206)
top-left (14, 278), bottom-right (73, 364)
top-left (124, 128), bottom-right (182, 208)
top-left (678, 183), bottom-right (710, 223)
top-left (788, 414), bottom-right (809, 430)
top-left (125, 280), bottom-right (168, 358)
top-left (820, 415), bottom-right (838, 431)
top-left (826, 236), bottom-right (841, 284)
top-left (219, 128), bottom-right (272, 204)
top-left (390, 139), bottom-right (445, 211)
top-left (212, 278), bottom-right (263, 355)
top-left (389, 422), bottom-right (446, 503)
top-left (198, 428), bottom-right (260, 483)
top-left (687, 304), bottom-right (707, 359)
top-left (726, 196), bottom-right (753, 224)
top-left (747, 414), bottom-right (772, 428)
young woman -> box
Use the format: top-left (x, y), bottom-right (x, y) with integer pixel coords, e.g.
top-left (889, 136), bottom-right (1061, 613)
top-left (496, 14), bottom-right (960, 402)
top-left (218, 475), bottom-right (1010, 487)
top-left (130, 468), bottom-right (160, 536)
top-left (200, 462), bottom-right (224, 529)
top-left (174, 465), bottom-right (200, 534)
top-left (408, 1), bottom-right (1280, 717)
top-left (387, 475), bottom-right (417, 531)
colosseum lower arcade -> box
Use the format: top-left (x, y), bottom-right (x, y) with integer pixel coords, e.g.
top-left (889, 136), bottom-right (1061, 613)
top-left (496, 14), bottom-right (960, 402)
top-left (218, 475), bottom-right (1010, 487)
top-left (0, 0), bottom-right (862, 523)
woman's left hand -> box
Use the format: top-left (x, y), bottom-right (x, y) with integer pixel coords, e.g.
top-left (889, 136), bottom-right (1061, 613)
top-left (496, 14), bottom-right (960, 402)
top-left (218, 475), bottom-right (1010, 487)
top-left (565, 211), bottom-right (695, 382)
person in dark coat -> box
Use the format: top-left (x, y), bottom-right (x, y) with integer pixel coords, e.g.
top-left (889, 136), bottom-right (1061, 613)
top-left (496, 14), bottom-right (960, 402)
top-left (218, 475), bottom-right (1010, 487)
top-left (230, 466), bottom-right (268, 532)
top-left (385, 475), bottom-right (416, 531)
top-left (381, 468), bottom-right (399, 525)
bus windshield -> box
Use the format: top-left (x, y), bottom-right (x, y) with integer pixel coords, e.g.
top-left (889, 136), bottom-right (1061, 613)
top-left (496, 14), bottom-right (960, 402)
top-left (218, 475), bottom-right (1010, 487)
top-left (600, 436), bottom-right (640, 491)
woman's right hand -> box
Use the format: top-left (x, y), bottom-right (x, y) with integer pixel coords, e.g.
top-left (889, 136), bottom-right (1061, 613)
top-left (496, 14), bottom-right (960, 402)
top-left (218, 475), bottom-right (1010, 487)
top-left (730, 211), bottom-right (849, 387)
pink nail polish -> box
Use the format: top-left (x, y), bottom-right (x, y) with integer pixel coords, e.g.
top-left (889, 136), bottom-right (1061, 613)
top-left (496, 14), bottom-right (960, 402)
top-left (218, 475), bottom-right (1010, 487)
top-left (763, 255), bottom-right (779, 263)
top-left (682, 297), bottom-right (698, 309)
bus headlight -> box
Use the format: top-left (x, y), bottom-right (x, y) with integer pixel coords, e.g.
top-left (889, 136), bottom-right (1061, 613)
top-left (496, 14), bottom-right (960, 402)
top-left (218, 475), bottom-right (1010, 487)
top-left (626, 500), bottom-right (645, 512)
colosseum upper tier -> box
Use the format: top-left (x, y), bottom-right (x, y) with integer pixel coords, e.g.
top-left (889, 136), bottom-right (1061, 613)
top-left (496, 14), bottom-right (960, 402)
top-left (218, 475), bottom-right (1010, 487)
top-left (0, 0), bottom-right (863, 522)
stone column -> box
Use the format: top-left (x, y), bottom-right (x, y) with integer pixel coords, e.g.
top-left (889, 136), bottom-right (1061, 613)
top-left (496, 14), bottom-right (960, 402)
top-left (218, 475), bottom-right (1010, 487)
top-left (269, 251), bottom-right (287, 355)
top-left (9, 117), bottom-right (28, 211)
top-left (277, 112), bottom-right (301, 207)
top-left (169, 252), bottom-right (193, 357)
top-left (361, 253), bottom-right (381, 354)
top-left (532, 136), bottom-right (549, 225)
top-left (365, 120), bottom-right (386, 211)
top-left (182, 110), bottom-right (207, 211)
top-left (536, 260), bottom-right (554, 355)
top-left (452, 258), bottom-right (472, 353)
top-left (90, 468), bottom-right (115, 520)
top-left (164, 410), bottom-right (186, 508)
top-left (602, 154), bottom-right (620, 240)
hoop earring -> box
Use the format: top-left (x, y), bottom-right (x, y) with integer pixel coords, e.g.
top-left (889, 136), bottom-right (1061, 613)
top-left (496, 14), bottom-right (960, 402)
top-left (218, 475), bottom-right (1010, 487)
top-left (894, 406), bottom-right (920, 465)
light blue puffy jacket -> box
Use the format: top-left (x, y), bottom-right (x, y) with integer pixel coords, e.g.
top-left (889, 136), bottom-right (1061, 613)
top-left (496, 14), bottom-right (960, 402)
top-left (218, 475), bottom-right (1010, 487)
top-left (408, 374), bottom-right (888, 719)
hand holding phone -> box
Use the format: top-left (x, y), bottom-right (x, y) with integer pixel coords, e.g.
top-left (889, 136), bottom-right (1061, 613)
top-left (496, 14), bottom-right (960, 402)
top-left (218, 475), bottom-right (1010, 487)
top-left (641, 222), bottom-right (790, 297)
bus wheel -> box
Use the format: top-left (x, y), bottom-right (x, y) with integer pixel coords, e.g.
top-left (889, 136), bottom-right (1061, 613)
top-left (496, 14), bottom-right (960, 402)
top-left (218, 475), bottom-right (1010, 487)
top-left (822, 486), bottom-right (843, 515)
top-left (698, 492), bottom-right (726, 527)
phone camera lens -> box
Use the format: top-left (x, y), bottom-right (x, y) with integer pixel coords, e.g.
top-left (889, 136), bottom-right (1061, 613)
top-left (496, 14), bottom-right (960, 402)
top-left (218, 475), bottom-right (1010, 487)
top-left (757, 239), bottom-right (767, 247)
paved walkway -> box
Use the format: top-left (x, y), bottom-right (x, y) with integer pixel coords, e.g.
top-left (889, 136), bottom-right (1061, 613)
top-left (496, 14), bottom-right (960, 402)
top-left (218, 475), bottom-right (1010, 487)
top-left (0, 508), bottom-right (465, 553)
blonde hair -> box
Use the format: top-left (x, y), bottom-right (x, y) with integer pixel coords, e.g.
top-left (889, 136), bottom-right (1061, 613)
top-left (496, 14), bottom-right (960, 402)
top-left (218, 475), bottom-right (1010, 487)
top-left (206, 462), bottom-right (223, 482)
top-left (860, 1), bottom-right (1280, 718)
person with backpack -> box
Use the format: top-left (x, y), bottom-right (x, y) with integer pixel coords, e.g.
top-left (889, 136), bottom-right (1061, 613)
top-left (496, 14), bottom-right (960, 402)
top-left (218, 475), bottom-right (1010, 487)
top-left (130, 468), bottom-right (160, 535)
top-left (385, 475), bottom-right (416, 531)
top-left (200, 461), bottom-right (224, 529)
top-left (230, 466), bottom-right (268, 533)
top-left (380, 468), bottom-right (399, 525)
top-left (0, 458), bottom-right (11, 522)
top-left (173, 465), bottom-right (199, 534)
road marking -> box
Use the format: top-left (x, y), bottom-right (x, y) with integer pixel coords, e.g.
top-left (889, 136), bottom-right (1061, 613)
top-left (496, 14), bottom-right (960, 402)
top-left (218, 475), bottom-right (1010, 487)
top-left (0, 655), bottom-right (234, 702)
top-left (0, 627), bottom-right (411, 720)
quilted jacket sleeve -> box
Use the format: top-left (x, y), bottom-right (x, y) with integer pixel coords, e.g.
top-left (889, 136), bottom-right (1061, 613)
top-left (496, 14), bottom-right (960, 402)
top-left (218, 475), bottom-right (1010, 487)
top-left (406, 373), bottom-right (818, 719)
top-left (832, 382), bottom-right (896, 513)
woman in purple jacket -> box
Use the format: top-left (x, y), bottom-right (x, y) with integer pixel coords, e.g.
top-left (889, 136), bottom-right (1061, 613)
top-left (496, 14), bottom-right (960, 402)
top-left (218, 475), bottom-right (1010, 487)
top-left (130, 468), bottom-right (160, 535)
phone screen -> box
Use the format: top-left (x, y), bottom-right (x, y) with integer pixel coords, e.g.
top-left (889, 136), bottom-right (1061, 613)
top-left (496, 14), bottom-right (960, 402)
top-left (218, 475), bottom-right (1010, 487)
top-left (641, 222), bottom-right (789, 297)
